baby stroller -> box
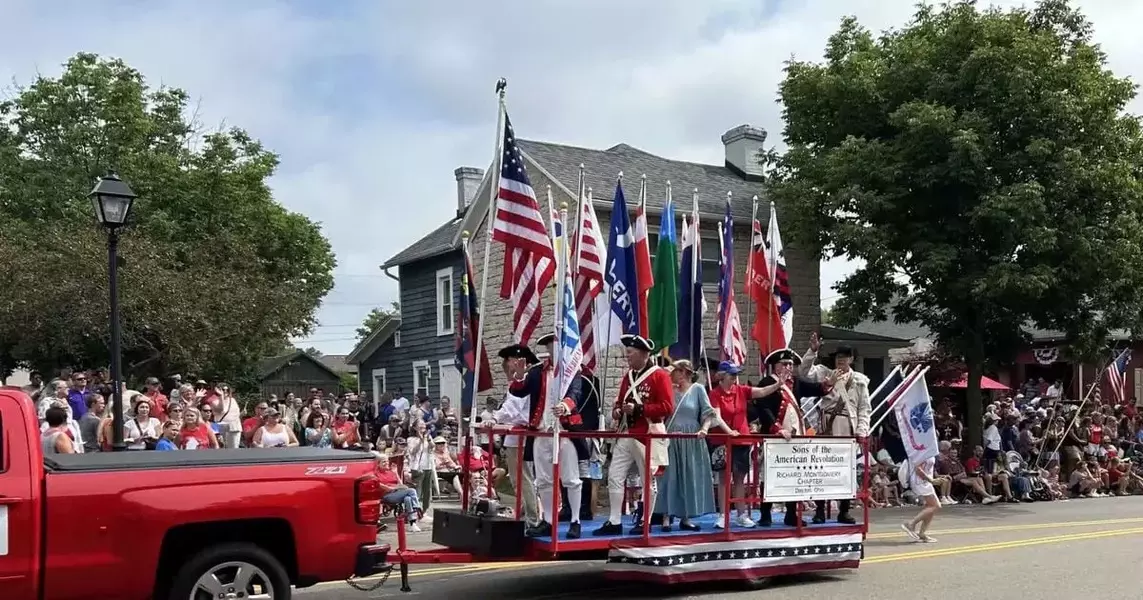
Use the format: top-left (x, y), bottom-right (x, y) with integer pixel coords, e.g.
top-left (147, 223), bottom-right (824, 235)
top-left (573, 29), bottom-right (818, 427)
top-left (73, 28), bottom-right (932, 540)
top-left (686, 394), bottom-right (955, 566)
top-left (1008, 451), bottom-right (1051, 501)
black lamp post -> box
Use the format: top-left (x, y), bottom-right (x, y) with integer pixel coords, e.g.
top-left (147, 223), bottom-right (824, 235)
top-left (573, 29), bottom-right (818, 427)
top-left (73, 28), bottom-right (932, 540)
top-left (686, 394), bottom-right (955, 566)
top-left (89, 172), bottom-right (137, 452)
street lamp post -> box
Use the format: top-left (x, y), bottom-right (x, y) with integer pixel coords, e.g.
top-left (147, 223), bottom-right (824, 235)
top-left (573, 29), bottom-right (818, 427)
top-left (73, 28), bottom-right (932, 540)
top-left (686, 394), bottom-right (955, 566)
top-left (89, 172), bottom-right (137, 452)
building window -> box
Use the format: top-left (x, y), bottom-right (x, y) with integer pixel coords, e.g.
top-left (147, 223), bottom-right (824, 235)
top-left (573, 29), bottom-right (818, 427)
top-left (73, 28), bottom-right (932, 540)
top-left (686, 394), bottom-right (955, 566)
top-left (371, 368), bottom-right (387, 405)
top-left (393, 330), bottom-right (401, 348)
top-left (436, 268), bottom-right (454, 336)
top-left (413, 361), bottom-right (431, 398)
top-left (647, 230), bottom-right (721, 285)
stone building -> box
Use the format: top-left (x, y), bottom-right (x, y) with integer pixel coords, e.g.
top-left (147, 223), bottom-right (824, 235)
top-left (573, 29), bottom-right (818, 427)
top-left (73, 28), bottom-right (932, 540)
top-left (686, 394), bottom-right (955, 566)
top-left (454, 124), bottom-right (822, 400)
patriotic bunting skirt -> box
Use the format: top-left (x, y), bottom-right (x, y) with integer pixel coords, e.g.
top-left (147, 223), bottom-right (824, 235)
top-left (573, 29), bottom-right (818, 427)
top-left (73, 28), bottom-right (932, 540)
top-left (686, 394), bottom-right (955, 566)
top-left (604, 533), bottom-right (863, 584)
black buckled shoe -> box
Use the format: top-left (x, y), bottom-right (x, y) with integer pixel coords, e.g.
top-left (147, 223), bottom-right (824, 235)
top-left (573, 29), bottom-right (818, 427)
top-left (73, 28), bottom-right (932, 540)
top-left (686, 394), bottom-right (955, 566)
top-left (836, 512), bottom-right (857, 525)
top-left (567, 521), bottom-right (581, 539)
top-left (592, 521), bottom-right (623, 536)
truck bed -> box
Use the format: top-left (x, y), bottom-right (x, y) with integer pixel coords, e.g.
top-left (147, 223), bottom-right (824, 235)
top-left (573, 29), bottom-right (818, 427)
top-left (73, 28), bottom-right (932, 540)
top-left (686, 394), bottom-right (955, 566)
top-left (45, 447), bottom-right (372, 472)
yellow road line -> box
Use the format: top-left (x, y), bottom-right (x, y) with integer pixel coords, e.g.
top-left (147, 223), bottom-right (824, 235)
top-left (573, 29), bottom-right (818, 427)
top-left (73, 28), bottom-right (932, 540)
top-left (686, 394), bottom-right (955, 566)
top-left (865, 527), bottom-right (1143, 564)
top-left (866, 516), bottom-right (1143, 540)
top-left (320, 516), bottom-right (1143, 588)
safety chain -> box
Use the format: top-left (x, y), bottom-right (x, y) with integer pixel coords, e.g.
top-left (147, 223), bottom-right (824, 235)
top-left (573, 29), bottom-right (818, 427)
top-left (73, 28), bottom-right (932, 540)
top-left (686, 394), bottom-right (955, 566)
top-left (344, 564), bottom-right (394, 593)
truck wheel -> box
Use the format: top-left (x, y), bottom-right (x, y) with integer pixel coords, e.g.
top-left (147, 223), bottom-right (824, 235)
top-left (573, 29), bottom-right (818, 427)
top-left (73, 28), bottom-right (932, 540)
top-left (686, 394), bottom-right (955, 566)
top-left (169, 542), bottom-right (291, 600)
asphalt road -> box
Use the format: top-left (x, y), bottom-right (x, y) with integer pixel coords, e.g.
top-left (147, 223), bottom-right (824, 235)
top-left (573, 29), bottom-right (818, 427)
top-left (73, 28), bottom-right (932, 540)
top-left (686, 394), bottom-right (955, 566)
top-left (302, 497), bottom-right (1143, 599)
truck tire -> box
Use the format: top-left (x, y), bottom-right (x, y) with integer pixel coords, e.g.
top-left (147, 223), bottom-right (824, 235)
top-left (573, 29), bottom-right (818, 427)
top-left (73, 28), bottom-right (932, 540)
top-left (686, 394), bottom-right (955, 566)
top-left (169, 542), bottom-right (292, 600)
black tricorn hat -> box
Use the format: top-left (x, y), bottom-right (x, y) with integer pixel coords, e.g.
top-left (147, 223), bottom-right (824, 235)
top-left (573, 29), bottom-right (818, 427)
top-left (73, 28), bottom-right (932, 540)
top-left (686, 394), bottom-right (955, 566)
top-left (834, 345), bottom-right (855, 358)
top-left (620, 334), bottom-right (654, 352)
top-left (536, 333), bottom-right (557, 346)
top-left (764, 348), bottom-right (802, 367)
top-left (498, 344), bottom-right (539, 365)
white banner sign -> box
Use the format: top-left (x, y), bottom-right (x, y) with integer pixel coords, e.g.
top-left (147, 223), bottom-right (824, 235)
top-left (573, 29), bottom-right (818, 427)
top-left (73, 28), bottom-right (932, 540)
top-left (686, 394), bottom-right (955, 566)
top-left (762, 438), bottom-right (858, 502)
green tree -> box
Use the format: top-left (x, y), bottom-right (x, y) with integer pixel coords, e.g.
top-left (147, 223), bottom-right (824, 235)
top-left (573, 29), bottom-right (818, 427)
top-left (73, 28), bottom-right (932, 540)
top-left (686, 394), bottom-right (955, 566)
top-left (820, 306), bottom-right (838, 326)
top-left (0, 53), bottom-right (336, 383)
top-left (768, 1), bottom-right (1143, 446)
top-left (356, 301), bottom-right (401, 341)
top-left (302, 347), bottom-right (324, 358)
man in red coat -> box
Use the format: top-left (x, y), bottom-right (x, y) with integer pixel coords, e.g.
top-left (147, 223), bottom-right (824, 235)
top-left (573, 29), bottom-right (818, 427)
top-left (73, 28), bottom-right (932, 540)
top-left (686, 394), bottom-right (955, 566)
top-left (592, 334), bottom-right (674, 536)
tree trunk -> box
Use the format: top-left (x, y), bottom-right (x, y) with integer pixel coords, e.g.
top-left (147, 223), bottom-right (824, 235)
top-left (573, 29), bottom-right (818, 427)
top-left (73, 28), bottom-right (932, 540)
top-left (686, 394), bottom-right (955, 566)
top-left (964, 359), bottom-right (984, 449)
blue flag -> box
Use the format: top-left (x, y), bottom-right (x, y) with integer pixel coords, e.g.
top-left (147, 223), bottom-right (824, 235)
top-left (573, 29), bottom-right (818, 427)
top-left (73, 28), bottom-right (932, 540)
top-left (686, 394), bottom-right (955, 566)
top-left (605, 179), bottom-right (639, 337)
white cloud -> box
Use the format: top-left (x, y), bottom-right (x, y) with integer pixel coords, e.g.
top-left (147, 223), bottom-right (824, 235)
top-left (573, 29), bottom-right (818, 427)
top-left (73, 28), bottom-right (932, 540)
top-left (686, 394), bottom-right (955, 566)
top-left (3, 0), bottom-right (1140, 352)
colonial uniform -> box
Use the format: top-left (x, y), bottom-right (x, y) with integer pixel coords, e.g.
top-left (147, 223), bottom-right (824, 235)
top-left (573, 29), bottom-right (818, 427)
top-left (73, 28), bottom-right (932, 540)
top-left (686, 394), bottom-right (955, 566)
top-left (800, 345), bottom-right (869, 524)
top-left (593, 335), bottom-right (674, 536)
top-left (495, 345), bottom-right (542, 527)
top-left (507, 339), bottom-right (586, 538)
top-left (752, 348), bottom-right (813, 528)
top-left (560, 366), bottom-right (601, 522)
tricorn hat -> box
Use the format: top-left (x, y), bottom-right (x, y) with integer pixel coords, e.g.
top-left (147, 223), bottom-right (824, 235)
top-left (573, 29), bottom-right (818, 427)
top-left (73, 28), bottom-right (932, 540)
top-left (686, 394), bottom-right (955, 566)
top-left (620, 334), bottom-right (654, 353)
top-left (536, 333), bottom-right (557, 346)
top-left (498, 344), bottom-right (539, 365)
top-left (834, 345), bottom-right (855, 358)
top-left (764, 348), bottom-right (802, 367)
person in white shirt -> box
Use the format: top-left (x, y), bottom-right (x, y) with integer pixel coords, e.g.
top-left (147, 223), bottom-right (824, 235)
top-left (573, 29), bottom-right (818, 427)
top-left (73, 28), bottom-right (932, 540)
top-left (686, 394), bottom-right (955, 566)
top-left (482, 347), bottom-right (541, 527)
top-left (391, 391), bottom-right (410, 414)
top-left (40, 399), bottom-right (85, 453)
top-left (901, 455), bottom-right (940, 543)
top-left (983, 413), bottom-right (1002, 471)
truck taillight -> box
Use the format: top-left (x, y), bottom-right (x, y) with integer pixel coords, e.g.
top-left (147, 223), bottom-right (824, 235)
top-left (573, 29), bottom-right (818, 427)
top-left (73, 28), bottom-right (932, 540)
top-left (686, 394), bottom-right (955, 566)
top-left (355, 475), bottom-right (382, 525)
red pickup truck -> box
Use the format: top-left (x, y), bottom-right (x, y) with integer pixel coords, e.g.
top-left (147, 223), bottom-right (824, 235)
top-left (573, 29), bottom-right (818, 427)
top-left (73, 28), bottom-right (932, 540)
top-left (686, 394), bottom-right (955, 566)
top-left (0, 387), bottom-right (390, 600)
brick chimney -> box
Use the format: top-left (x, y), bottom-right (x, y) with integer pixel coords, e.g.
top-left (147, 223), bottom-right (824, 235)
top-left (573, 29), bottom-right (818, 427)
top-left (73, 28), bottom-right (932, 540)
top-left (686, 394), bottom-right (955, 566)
top-left (454, 166), bottom-right (485, 214)
top-left (721, 125), bottom-right (767, 179)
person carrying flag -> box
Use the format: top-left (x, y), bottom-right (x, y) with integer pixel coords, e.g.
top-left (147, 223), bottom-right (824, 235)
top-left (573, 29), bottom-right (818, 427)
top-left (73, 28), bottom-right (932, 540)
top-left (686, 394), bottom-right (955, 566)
top-left (798, 332), bottom-right (871, 525)
top-left (502, 338), bottom-right (586, 539)
top-left (593, 334), bottom-right (674, 537)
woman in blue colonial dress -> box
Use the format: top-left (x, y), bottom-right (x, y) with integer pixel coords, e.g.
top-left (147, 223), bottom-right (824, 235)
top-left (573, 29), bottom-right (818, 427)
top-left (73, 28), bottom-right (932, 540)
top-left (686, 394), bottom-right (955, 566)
top-left (656, 360), bottom-right (733, 531)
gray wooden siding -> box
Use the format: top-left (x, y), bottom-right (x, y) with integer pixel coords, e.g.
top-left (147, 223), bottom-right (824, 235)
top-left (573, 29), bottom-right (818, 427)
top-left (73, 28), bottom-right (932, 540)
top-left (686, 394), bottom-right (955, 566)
top-left (359, 251), bottom-right (464, 405)
top-left (261, 358), bottom-right (342, 400)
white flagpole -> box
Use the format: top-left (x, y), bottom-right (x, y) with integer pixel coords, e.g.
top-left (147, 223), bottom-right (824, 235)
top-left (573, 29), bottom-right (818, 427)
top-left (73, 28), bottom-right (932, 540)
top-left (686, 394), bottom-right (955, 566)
top-left (471, 78), bottom-right (506, 443)
top-left (692, 189), bottom-right (712, 389)
top-left (870, 365), bottom-right (929, 432)
top-left (869, 364), bottom-right (916, 428)
top-left (553, 201), bottom-right (570, 467)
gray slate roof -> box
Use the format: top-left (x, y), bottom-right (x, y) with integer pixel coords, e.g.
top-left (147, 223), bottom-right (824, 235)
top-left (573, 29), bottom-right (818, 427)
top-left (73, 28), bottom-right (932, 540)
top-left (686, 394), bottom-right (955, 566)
top-left (516, 140), bottom-right (764, 219)
top-left (382, 215), bottom-right (465, 268)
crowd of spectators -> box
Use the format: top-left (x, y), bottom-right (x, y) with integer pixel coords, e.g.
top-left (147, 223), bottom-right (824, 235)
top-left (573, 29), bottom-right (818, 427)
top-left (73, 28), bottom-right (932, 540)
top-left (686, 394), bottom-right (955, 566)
top-left (869, 380), bottom-right (1143, 507)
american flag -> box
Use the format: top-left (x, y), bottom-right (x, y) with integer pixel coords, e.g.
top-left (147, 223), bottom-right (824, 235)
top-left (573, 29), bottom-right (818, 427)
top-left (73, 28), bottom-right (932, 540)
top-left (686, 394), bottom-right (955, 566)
top-left (573, 187), bottom-right (607, 371)
top-left (1108, 348), bottom-right (1131, 405)
top-left (717, 198), bottom-right (746, 366)
top-left (493, 113), bottom-right (555, 345)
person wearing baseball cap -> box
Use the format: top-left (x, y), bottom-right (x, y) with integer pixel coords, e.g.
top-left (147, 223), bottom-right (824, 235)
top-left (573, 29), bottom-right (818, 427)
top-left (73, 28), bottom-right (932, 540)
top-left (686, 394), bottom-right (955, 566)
top-left (707, 360), bottom-right (784, 529)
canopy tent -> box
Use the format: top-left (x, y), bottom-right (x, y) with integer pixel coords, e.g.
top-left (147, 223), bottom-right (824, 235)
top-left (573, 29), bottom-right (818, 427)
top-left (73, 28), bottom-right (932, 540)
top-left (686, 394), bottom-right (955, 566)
top-left (933, 373), bottom-right (1010, 391)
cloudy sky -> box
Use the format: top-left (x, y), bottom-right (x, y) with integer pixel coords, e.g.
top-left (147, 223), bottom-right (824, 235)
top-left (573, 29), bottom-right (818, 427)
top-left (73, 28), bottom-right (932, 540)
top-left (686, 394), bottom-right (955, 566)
top-left (4, 0), bottom-right (1140, 355)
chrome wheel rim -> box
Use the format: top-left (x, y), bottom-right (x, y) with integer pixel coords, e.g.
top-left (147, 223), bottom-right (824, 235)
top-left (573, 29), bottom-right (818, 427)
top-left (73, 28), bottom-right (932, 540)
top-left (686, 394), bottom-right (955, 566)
top-left (191, 560), bottom-right (275, 600)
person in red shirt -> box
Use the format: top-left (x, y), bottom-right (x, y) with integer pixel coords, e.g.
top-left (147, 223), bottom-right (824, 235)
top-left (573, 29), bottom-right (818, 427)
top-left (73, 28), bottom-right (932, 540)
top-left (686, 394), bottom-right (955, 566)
top-left (242, 402), bottom-right (268, 447)
top-left (593, 334), bottom-right (674, 537)
top-left (143, 377), bottom-right (169, 423)
top-left (178, 407), bottom-right (220, 450)
top-left (707, 361), bottom-right (782, 529)
top-left (374, 452), bottom-right (423, 531)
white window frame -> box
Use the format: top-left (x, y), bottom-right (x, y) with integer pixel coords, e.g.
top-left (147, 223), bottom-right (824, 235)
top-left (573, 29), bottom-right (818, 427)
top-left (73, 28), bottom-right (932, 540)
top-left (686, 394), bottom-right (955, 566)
top-left (435, 268), bottom-right (455, 336)
top-left (412, 360), bottom-right (431, 398)
top-left (371, 368), bottom-right (387, 405)
top-left (393, 330), bottom-right (401, 348)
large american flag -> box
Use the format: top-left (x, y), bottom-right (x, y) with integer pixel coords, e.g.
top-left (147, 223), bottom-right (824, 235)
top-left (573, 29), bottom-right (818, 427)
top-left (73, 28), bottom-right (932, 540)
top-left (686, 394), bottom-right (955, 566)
top-left (1108, 348), bottom-right (1131, 405)
top-left (573, 188), bottom-right (606, 372)
top-left (717, 198), bottom-right (747, 366)
top-left (493, 113), bottom-right (555, 345)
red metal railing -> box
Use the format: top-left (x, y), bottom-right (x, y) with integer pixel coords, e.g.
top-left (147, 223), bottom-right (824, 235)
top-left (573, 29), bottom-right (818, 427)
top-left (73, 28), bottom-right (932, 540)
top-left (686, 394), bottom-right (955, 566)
top-left (418, 426), bottom-right (871, 558)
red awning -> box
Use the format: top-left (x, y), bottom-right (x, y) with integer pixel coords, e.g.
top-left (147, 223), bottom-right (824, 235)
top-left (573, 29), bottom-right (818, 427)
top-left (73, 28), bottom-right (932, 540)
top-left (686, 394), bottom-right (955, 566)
top-left (934, 374), bottom-right (1010, 391)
